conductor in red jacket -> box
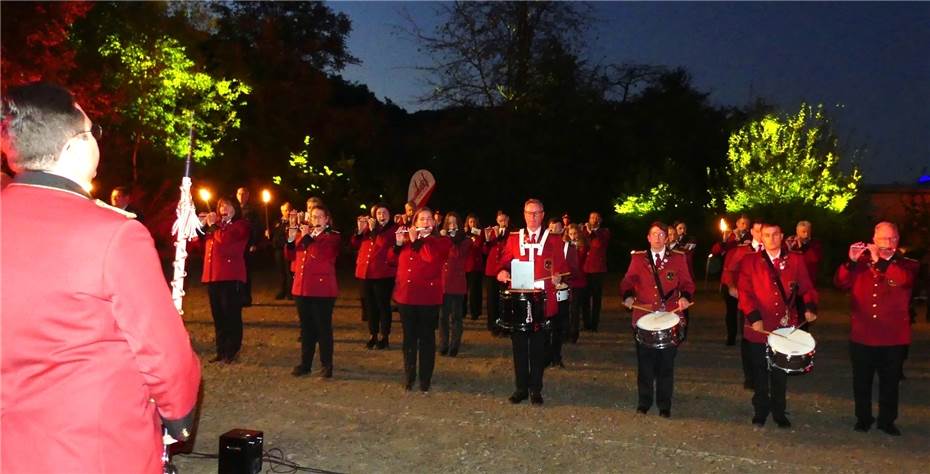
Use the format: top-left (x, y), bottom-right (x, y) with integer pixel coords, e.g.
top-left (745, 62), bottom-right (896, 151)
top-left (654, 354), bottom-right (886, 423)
top-left (737, 222), bottom-right (818, 429)
top-left (496, 199), bottom-right (570, 405)
top-left (834, 222), bottom-right (918, 436)
top-left (391, 208), bottom-right (453, 392)
top-left (201, 196), bottom-right (251, 363)
top-left (289, 205), bottom-right (341, 378)
top-left (1, 83), bottom-right (200, 474)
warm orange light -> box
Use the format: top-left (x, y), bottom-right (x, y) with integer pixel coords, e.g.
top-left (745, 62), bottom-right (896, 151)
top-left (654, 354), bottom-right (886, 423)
top-left (261, 189), bottom-right (272, 204)
top-left (719, 218), bottom-right (728, 233)
top-left (198, 188), bottom-right (212, 203)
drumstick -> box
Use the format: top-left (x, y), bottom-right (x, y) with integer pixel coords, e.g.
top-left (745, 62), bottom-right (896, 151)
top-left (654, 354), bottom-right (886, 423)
top-left (535, 272), bottom-right (571, 282)
top-left (630, 304), bottom-right (655, 313)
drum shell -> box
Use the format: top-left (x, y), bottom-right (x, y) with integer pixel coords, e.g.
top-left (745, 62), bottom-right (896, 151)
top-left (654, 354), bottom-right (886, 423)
top-left (766, 347), bottom-right (815, 374)
top-left (496, 289), bottom-right (547, 333)
top-left (634, 324), bottom-right (683, 349)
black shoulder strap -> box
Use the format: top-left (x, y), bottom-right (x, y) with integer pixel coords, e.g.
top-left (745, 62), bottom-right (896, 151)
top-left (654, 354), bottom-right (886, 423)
top-left (762, 251), bottom-right (795, 306)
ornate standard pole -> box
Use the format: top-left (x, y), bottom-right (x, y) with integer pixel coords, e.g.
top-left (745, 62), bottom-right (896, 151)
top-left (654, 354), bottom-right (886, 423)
top-left (170, 115), bottom-right (202, 315)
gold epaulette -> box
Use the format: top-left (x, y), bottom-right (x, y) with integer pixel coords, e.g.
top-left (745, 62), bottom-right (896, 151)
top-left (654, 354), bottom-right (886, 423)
top-left (94, 199), bottom-right (136, 219)
top-left (631, 250), bottom-right (647, 255)
top-left (671, 249), bottom-right (685, 255)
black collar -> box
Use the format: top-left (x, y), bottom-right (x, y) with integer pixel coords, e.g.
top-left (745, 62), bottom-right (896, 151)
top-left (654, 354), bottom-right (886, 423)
top-left (13, 171), bottom-right (91, 199)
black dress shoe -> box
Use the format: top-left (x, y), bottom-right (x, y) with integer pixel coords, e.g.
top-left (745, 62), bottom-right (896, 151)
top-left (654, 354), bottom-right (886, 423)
top-left (448, 348), bottom-right (458, 357)
top-left (508, 391), bottom-right (529, 404)
top-left (420, 382), bottom-right (430, 392)
top-left (376, 337), bottom-right (389, 350)
top-left (439, 348), bottom-right (448, 356)
top-left (636, 406), bottom-right (649, 415)
top-left (365, 336), bottom-right (377, 349)
top-left (274, 292), bottom-right (286, 300)
top-left (209, 355), bottom-right (224, 363)
top-left (854, 420), bottom-right (871, 432)
top-left (319, 366), bottom-right (333, 378)
top-left (291, 365), bottom-right (311, 377)
top-left (659, 409), bottom-right (671, 418)
top-left (774, 416), bottom-right (792, 429)
top-left (751, 417), bottom-right (766, 427)
top-left (877, 423), bottom-right (901, 436)
top-left (530, 392), bottom-right (544, 405)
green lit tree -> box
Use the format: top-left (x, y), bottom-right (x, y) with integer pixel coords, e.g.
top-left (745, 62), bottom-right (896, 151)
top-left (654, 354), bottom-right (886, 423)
top-left (724, 103), bottom-right (860, 213)
top-left (274, 134), bottom-right (358, 221)
top-left (98, 34), bottom-right (250, 181)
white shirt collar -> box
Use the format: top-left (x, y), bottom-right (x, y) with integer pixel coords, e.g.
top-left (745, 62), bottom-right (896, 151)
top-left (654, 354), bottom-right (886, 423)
top-left (651, 248), bottom-right (666, 261)
top-left (766, 249), bottom-right (782, 260)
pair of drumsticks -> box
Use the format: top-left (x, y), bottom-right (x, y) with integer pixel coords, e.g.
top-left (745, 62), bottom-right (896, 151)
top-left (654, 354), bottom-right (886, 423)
top-left (629, 302), bottom-right (694, 314)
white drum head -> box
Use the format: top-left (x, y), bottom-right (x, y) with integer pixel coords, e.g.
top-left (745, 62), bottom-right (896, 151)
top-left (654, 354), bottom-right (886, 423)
top-left (636, 311), bottom-right (681, 331)
top-left (767, 328), bottom-right (816, 354)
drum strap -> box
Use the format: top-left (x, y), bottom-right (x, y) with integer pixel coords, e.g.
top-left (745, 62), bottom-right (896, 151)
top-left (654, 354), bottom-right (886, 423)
top-left (762, 252), bottom-right (795, 307)
top-left (647, 253), bottom-right (676, 305)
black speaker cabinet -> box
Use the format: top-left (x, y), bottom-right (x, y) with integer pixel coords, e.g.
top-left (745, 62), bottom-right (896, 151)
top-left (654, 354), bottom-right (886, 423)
top-left (218, 429), bottom-right (263, 474)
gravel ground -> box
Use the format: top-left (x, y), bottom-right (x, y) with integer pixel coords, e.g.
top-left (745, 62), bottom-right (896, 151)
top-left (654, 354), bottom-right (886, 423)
top-left (171, 268), bottom-right (929, 474)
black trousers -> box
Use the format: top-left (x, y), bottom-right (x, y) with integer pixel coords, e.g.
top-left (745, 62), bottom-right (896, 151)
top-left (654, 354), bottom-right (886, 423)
top-left (207, 281), bottom-right (243, 359)
top-left (485, 276), bottom-right (504, 332)
top-left (586, 272), bottom-right (606, 330)
top-left (547, 300), bottom-right (569, 364)
top-left (850, 342), bottom-right (907, 426)
top-left (273, 249), bottom-right (293, 297)
top-left (635, 342), bottom-right (677, 410)
top-left (363, 278), bottom-right (394, 336)
top-left (721, 286), bottom-right (738, 344)
top-left (295, 297), bottom-right (335, 370)
top-left (466, 271), bottom-right (483, 318)
top-left (748, 341), bottom-right (788, 420)
top-left (241, 251), bottom-right (254, 306)
top-left (440, 294), bottom-right (465, 353)
top-left (568, 286), bottom-right (589, 343)
top-left (740, 337), bottom-right (754, 386)
top-left (512, 329), bottom-right (547, 393)
top-left (400, 305), bottom-right (439, 386)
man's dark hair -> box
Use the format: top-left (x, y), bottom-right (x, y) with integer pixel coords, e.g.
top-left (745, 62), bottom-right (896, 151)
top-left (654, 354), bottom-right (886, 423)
top-left (1, 82), bottom-right (86, 171)
top-left (649, 221), bottom-right (668, 233)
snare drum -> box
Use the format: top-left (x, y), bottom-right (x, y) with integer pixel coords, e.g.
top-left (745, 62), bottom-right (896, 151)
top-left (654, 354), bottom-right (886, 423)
top-left (766, 327), bottom-right (816, 374)
top-left (497, 289), bottom-right (547, 333)
top-left (634, 311), bottom-right (684, 349)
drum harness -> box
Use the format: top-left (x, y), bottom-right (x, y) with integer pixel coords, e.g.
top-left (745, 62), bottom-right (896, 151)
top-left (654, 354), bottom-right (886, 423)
top-left (646, 252), bottom-right (678, 311)
top-left (762, 250), bottom-right (798, 328)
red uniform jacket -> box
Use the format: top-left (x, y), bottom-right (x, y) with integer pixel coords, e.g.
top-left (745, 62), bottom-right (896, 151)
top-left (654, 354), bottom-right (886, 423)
top-left (721, 242), bottom-right (757, 289)
top-left (291, 230), bottom-right (341, 298)
top-left (834, 254), bottom-right (918, 346)
top-left (710, 230), bottom-right (750, 257)
top-left (788, 237), bottom-right (823, 285)
top-left (201, 219), bottom-right (250, 283)
top-left (567, 242), bottom-right (588, 288)
top-left (737, 250), bottom-right (818, 344)
top-left (391, 235), bottom-right (453, 305)
top-left (483, 226), bottom-right (511, 277)
top-left (620, 249), bottom-right (695, 326)
top-left (463, 229), bottom-right (486, 273)
top-left (669, 240), bottom-right (696, 278)
top-left (442, 234), bottom-right (472, 295)
top-left (1, 176), bottom-right (201, 474)
top-left (497, 229), bottom-right (570, 317)
top-left (582, 227), bottom-right (610, 273)
top-left (351, 223), bottom-right (399, 280)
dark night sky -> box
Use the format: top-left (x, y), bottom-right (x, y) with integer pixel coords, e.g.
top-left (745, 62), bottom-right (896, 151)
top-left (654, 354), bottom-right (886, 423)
top-left (328, 1), bottom-right (929, 184)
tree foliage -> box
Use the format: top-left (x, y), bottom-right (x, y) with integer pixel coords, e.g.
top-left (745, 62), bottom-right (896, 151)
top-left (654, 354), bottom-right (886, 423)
top-left (98, 34), bottom-right (251, 168)
top-left (724, 103), bottom-right (861, 213)
top-left (407, 1), bottom-right (591, 108)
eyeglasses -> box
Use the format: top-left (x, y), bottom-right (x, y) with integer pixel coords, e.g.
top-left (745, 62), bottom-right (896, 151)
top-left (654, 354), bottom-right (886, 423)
top-left (72, 123), bottom-right (103, 141)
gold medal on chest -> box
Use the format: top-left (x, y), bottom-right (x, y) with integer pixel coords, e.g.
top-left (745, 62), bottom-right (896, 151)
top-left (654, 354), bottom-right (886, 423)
top-left (665, 271), bottom-right (676, 281)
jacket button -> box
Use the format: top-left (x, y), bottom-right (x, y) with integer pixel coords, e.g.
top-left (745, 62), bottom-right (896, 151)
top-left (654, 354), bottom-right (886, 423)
top-left (872, 315), bottom-right (877, 318)
top-left (407, 280), bottom-right (411, 283)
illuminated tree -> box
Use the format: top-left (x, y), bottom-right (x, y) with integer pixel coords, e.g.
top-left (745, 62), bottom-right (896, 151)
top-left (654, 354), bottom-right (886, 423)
top-left (724, 103), bottom-right (860, 212)
top-left (274, 135), bottom-right (354, 202)
top-left (98, 34), bottom-right (250, 181)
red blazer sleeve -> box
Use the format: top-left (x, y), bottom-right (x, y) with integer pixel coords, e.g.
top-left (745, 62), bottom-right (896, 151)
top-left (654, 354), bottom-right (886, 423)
top-left (737, 257), bottom-right (761, 321)
top-left (102, 220), bottom-right (201, 423)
